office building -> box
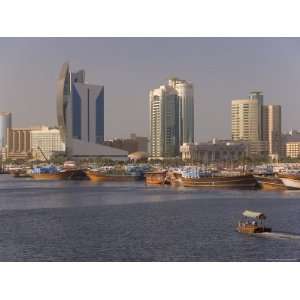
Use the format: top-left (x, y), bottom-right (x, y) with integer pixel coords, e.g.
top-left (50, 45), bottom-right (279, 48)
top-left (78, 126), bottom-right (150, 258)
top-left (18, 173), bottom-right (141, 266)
top-left (263, 105), bottom-right (282, 159)
top-left (149, 83), bottom-right (179, 159)
top-left (31, 126), bottom-right (66, 161)
top-left (0, 112), bottom-right (12, 148)
top-left (57, 63), bottom-right (128, 160)
top-left (168, 78), bottom-right (194, 144)
top-left (231, 91), bottom-right (269, 157)
top-left (149, 78), bottom-right (194, 159)
top-left (231, 95), bottom-right (263, 141)
top-left (6, 128), bottom-right (32, 160)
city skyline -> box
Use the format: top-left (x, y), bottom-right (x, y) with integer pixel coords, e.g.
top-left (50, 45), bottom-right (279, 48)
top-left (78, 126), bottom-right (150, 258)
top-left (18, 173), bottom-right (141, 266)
top-left (1, 38), bottom-right (300, 140)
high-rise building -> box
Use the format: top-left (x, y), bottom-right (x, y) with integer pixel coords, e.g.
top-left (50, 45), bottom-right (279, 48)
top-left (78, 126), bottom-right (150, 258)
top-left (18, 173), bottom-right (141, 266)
top-left (149, 84), bottom-right (179, 159)
top-left (149, 78), bottom-right (194, 160)
top-left (57, 63), bottom-right (127, 160)
top-left (263, 105), bottom-right (281, 159)
top-left (231, 97), bottom-right (263, 141)
top-left (31, 126), bottom-right (66, 161)
top-left (168, 78), bottom-right (194, 144)
top-left (249, 91), bottom-right (264, 140)
top-left (231, 91), bottom-right (267, 157)
top-left (0, 112), bottom-right (12, 148)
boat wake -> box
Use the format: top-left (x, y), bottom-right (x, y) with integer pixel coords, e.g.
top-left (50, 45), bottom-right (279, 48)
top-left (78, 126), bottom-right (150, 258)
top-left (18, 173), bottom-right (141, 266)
top-left (255, 232), bottom-right (300, 240)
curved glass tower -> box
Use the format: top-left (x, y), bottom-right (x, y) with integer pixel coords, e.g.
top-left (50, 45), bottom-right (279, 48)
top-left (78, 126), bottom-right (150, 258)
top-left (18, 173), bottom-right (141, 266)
top-left (57, 62), bottom-right (70, 142)
top-left (56, 63), bottom-right (105, 157)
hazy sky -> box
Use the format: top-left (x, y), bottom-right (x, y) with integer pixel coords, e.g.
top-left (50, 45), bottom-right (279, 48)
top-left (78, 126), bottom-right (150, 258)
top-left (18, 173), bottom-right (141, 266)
top-left (0, 38), bottom-right (299, 141)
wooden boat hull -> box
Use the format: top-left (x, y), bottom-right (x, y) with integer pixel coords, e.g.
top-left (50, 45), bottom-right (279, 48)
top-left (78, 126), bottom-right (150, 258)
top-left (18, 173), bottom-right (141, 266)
top-left (182, 174), bottom-right (257, 188)
top-left (254, 176), bottom-right (286, 190)
top-left (31, 173), bottom-right (64, 180)
top-left (237, 225), bottom-right (272, 234)
top-left (14, 173), bottom-right (32, 178)
top-left (61, 169), bottom-right (89, 180)
top-left (144, 172), bottom-right (167, 185)
top-left (86, 171), bottom-right (143, 182)
top-left (279, 174), bottom-right (300, 189)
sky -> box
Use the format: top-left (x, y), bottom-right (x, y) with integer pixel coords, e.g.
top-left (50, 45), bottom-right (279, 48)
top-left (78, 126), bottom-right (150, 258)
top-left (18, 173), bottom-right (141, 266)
top-left (0, 38), bottom-right (300, 141)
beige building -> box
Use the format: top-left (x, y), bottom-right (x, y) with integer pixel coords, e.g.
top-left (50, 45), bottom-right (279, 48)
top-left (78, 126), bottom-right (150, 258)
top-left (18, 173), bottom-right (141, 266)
top-left (263, 105), bottom-right (281, 159)
top-left (231, 91), bottom-right (282, 159)
top-left (7, 128), bottom-right (32, 160)
top-left (231, 92), bottom-right (265, 157)
top-left (286, 142), bottom-right (300, 158)
top-left (281, 130), bottom-right (300, 158)
top-left (180, 140), bottom-right (247, 163)
top-left (231, 96), bottom-right (263, 141)
top-left (31, 127), bottom-right (65, 161)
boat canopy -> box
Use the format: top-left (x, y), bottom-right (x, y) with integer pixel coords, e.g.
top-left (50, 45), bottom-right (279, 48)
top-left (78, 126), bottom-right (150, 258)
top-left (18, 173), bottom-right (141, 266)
top-left (242, 210), bottom-right (266, 220)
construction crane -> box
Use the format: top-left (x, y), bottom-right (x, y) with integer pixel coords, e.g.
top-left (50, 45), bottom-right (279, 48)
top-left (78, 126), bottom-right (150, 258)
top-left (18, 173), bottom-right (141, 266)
top-left (37, 146), bottom-right (50, 164)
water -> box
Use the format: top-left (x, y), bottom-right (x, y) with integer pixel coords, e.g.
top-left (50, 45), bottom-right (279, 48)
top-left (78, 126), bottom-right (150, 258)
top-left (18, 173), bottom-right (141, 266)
top-left (0, 174), bottom-right (300, 261)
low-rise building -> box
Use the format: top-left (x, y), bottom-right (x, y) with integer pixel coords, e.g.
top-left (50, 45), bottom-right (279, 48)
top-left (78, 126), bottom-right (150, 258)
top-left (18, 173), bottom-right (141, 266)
top-left (6, 128), bottom-right (32, 160)
top-left (286, 142), bottom-right (300, 158)
top-left (246, 140), bottom-right (269, 158)
top-left (281, 130), bottom-right (300, 158)
top-left (31, 126), bottom-right (66, 161)
top-left (180, 139), bottom-right (247, 163)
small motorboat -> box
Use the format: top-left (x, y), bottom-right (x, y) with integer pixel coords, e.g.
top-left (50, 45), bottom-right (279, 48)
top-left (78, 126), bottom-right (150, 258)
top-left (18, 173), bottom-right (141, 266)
top-left (236, 210), bottom-right (272, 234)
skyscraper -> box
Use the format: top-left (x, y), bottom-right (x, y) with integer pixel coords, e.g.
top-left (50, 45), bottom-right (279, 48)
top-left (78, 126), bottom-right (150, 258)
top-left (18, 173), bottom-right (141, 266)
top-left (57, 63), bottom-right (127, 160)
top-left (263, 105), bottom-right (282, 159)
top-left (231, 91), bottom-right (268, 157)
top-left (149, 78), bottom-right (194, 159)
top-left (249, 91), bottom-right (264, 140)
top-left (168, 78), bottom-right (194, 144)
top-left (231, 97), bottom-right (263, 141)
top-left (0, 112), bottom-right (12, 148)
top-left (149, 84), bottom-right (179, 159)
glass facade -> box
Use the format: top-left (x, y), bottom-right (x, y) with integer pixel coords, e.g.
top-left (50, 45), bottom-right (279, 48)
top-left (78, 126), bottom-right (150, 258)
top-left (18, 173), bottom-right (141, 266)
top-left (0, 113), bottom-right (12, 147)
top-left (72, 85), bottom-right (82, 139)
top-left (95, 88), bottom-right (104, 144)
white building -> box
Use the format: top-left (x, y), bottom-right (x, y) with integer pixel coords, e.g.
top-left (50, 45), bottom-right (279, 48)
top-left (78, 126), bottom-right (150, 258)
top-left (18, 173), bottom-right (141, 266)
top-left (149, 84), bottom-right (179, 159)
top-left (31, 126), bottom-right (65, 161)
top-left (149, 78), bottom-right (194, 160)
top-left (180, 140), bottom-right (247, 163)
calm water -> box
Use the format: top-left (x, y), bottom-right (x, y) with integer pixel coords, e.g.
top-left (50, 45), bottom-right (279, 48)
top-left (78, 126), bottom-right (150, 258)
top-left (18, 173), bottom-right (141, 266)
top-left (0, 174), bottom-right (300, 261)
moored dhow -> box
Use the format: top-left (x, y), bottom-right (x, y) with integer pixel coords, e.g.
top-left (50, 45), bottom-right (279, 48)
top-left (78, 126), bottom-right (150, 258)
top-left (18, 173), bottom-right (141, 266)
top-left (86, 170), bottom-right (144, 182)
top-left (181, 174), bottom-right (257, 188)
top-left (278, 173), bottom-right (300, 189)
top-left (144, 170), bottom-right (168, 185)
top-left (254, 175), bottom-right (287, 190)
top-left (180, 166), bottom-right (257, 188)
top-left (31, 166), bottom-right (64, 180)
top-left (86, 165), bottom-right (145, 182)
